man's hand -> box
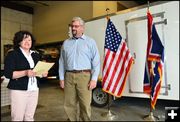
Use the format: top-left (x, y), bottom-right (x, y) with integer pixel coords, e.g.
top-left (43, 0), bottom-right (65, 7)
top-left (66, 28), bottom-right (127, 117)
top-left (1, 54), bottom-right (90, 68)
top-left (59, 80), bottom-right (64, 89)
top-left (88, 80), bottom-right (97, 90)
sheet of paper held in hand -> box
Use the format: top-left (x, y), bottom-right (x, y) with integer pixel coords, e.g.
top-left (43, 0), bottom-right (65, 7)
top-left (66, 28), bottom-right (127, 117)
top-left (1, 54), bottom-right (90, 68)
top-left (33, 61), bottom-right (55, 77)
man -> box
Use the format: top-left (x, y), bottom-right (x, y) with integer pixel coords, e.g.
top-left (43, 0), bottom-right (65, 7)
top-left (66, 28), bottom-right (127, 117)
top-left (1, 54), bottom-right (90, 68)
top-left (59, 17), bottom-right (100, 121)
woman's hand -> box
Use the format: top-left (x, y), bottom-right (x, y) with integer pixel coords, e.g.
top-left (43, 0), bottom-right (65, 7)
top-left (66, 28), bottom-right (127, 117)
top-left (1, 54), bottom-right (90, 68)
top-left (42, 71), bottom-right (48, 77)
top-left (27, 70), bottom-right (36, 77)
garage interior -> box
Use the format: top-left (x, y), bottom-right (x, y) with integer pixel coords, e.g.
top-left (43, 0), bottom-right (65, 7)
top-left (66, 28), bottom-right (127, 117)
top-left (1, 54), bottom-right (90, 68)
top-left (1, 79), bottom-right (178, 121)
top-left (1, 1), bottom-right (179, 121)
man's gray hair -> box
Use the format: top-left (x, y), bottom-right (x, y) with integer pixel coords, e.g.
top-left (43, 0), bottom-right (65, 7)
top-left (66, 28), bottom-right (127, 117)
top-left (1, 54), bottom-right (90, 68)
top-left (72, 17), bottom-right (85, 26)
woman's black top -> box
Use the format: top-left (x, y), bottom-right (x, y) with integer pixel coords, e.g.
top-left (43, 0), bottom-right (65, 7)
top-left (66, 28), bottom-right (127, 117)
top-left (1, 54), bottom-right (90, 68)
top-left (4, 48), bottom-right (40, 90)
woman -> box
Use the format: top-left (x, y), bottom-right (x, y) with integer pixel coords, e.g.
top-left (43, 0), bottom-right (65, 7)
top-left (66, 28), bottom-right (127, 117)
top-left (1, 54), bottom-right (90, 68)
top-left (4, 30), bottom-right (48, 121)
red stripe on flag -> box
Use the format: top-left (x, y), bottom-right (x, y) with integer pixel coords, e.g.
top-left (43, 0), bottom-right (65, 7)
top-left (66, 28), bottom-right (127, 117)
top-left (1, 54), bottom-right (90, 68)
top-left (117, 57), bottom-right (134, 96)
top-left (102, 52), bottom-right (116, 88)
top-left (102, 49), bottom-right (110, 71)
top-left (111, 45), bottom-right (130, 94)
top-left (147, 11), bottom-right (153, 57)
top-left (151, 64), bottom-right (163, 109)
top-left (105, 42), bottom-right (126, 91)
top-left (151, 80), bottom-right (161, 109)
top-left (102, 50), bottom-right (110, 87)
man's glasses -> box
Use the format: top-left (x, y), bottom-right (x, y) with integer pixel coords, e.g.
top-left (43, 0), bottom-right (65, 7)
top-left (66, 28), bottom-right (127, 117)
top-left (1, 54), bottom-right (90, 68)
top-left (69, 24), bottom-right (82, 28)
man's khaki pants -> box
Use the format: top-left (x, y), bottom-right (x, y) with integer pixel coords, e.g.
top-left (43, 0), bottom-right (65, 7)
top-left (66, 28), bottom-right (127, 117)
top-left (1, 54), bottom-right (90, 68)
top-left (64, 72), bottom-right (92, 121)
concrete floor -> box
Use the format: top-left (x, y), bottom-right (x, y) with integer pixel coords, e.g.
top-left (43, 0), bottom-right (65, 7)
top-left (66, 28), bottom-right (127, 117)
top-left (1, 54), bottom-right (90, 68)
top-left (1, 79), bottom-right (179, 121)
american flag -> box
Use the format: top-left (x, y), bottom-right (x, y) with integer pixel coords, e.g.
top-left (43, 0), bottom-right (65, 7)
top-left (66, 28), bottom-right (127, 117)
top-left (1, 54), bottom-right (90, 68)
top-left (143, 11), bottom-right (164, 109)
top-left (102, 19), bottom-right (134, 97)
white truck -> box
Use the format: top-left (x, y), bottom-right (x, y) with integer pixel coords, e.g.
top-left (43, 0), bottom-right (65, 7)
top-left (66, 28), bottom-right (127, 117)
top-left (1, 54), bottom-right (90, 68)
top-left (85, 1), bottom-right (179, 107)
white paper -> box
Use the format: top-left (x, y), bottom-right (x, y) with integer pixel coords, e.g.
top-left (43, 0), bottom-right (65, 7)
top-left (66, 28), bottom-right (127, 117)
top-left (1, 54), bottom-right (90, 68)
top-left (33, 61), bottom-right (55, 77)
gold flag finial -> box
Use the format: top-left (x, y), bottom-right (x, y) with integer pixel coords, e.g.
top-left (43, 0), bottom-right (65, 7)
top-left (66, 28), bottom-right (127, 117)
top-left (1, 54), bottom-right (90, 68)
top-left (106, 8), bottom-right (110, 20)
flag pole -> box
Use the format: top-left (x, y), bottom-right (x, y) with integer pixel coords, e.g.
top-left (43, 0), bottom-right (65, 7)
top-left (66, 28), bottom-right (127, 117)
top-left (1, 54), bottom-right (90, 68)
top-left (144, 63), bottom-right (159, 121)
top-left (101, 8), bottom-right (116, 120)
top-left (101, 94), bottom-right (116, 120)
top-left (143, 2), bottom-right (159, 121)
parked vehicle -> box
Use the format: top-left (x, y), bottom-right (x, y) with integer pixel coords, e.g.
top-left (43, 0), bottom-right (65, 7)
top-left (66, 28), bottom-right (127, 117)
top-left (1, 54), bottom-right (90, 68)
top-left (85, 1), bottom-right (179, 101)
top-left (35, 42), bottom-right (63, 80)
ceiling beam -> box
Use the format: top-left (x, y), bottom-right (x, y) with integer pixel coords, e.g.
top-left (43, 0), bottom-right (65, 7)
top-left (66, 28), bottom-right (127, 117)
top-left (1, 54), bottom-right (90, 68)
top-left (1, 1), bottom-right (34, 14)
top-left (117, 1), bottom-right (139, 8)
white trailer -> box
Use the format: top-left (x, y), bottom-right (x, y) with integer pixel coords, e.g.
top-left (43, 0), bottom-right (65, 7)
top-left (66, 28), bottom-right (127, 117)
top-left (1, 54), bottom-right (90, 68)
top-left (85, 1), bottom-right (179, 103)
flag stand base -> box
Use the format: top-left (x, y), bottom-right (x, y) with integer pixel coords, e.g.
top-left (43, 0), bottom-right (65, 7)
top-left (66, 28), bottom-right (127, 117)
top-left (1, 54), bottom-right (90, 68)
top-left (101, 110), bottom-right (116, 120)
top-left (143, 112), bottom-right (159, 121)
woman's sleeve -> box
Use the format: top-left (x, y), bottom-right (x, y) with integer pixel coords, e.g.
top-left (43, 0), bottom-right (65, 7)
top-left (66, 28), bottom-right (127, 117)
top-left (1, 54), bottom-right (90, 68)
top-left (4, 51), bottom-right (16, 79)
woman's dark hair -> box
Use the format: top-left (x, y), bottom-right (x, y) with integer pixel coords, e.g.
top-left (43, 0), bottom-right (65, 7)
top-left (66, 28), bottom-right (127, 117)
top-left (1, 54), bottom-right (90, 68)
top-left (13, 30), bottom-right (36, 50)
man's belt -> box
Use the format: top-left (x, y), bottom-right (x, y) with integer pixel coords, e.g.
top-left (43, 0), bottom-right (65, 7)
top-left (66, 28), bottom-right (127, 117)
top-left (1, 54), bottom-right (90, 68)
top-left (66, 69), bottom-right (91, 73)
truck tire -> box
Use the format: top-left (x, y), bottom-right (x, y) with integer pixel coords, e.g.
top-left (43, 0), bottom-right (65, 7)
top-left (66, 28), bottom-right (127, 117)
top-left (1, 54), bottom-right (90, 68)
top-left (91, 87), bottom-right (110, 107)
